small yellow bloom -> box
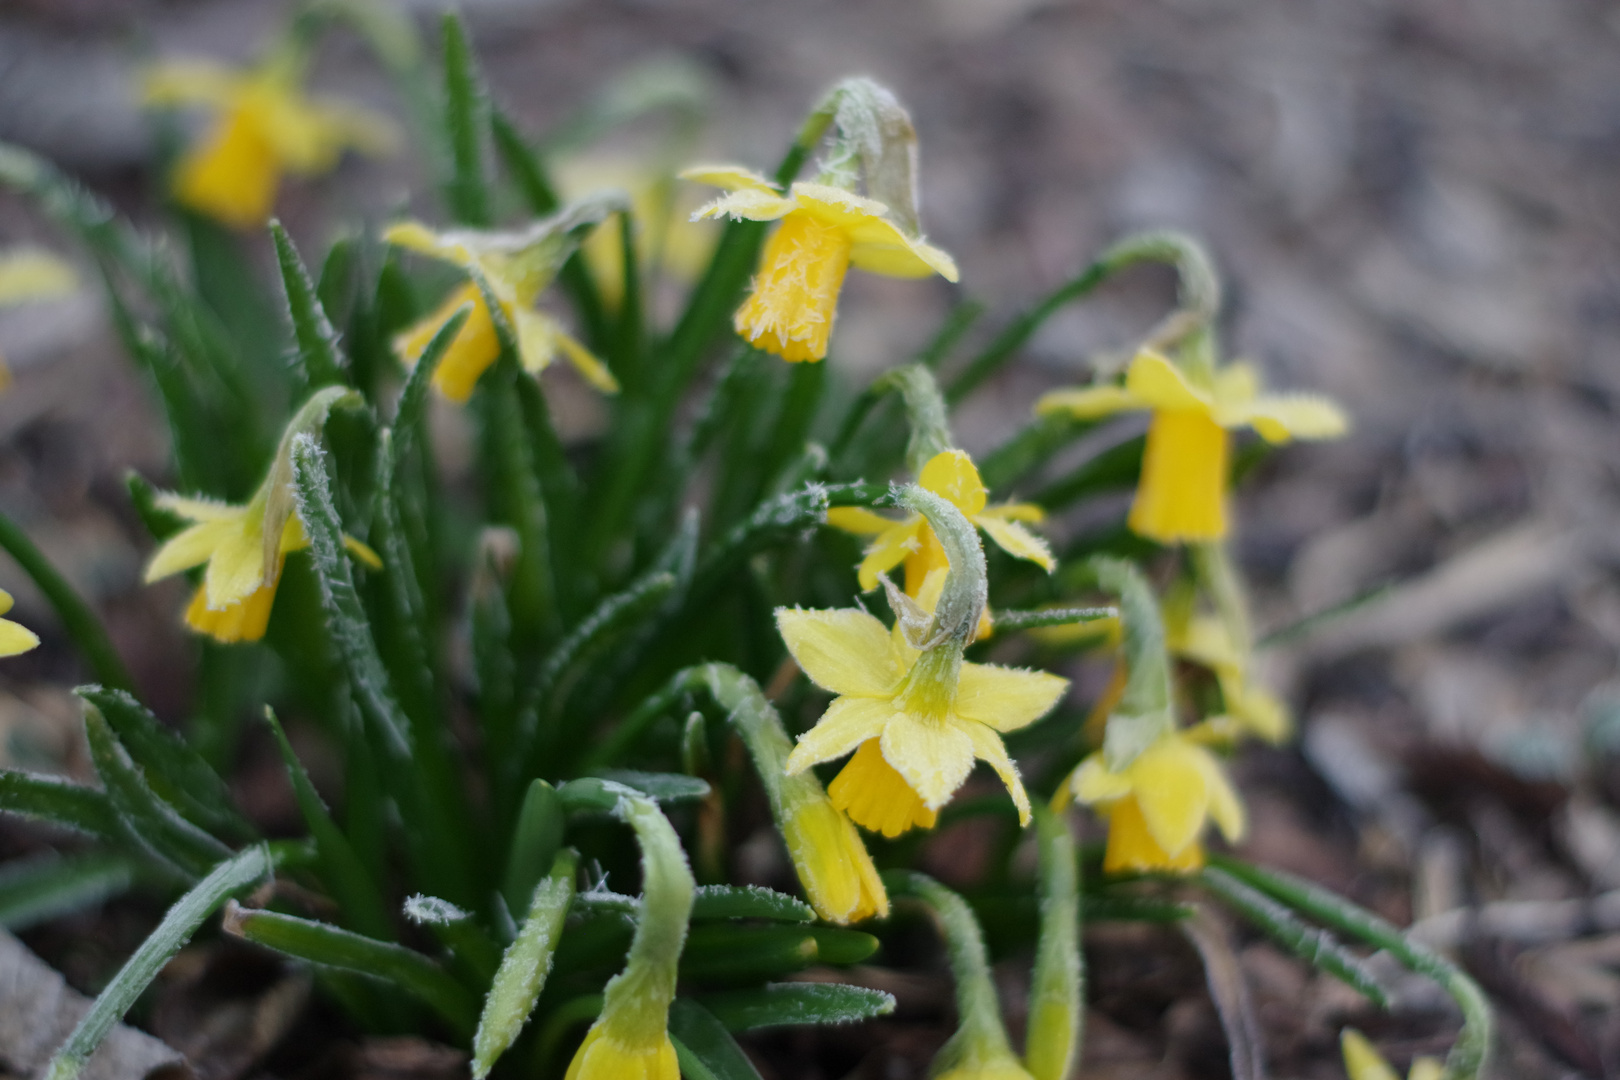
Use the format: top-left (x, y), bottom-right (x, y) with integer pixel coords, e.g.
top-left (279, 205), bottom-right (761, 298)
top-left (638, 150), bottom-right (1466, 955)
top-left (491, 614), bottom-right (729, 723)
top-left (685, 165), bottom-right (958, 361)
top-left (1037, 349), bottom-right (1348, 543)
top-left (387, 220), bottom-right (617, 403)
top-left (1166, 606), bottom-right (1289, 743)
top-left (781, 796), bottom-right (889, 923)
top-left (1062, 730), bottom-right (1244, 873)
top-left (778, 605), bottom-right (1067, 837)
top-left (143, 58), bottom-right (397, 229)
top-left (564, 1024), bottom-right (678, 1080)
top-left (827, 449), bottom-right (1053, 596)
top-left (0, 590), bottom-right (40, 657)
top-left (1341, 1029), bottom-right (1443, 1080)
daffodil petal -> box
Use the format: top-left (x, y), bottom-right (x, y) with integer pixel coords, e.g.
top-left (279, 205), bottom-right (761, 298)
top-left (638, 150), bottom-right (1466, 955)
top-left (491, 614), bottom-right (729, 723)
top-left (1129, 741), bottom-right (1209, 857)
top-left (1212, 361), bottom-right (1260, 405)
top-left (879, 710), bottom-right (975, 810)
top-left (551, 322), bottom-right (620, 393)
top-left (383, 221), bottom-right (475, 268)
top-left (854, 519), bottom-right (923, 592)
top-left (0, 590), bottom-right (12, 616)
top-left (201, 520), bottom-right (266, 609)
top-left (975, 515), bottom-right (1055, 572)
top-left (848, 231), bottom-right (959, 282)
top-left (152, 492), bottom-right (238, 522)
top-left (977, 500), bottom-right (1044, 523)
top-left (1340, 1030), bottom-right (1401, 1080)
top-left (785, 696), bottom-right (895, 774)
top-left (141, 60), bottom-right (240, 106)
top-left (775, 607), bottom-right (901, 696)
top-left (960, 720), bottom-right (1031, 825)
top-left (953, 663), bottom-right (1067, 732)
top-left (1198, 749), bottom-right (1246, 842)
top-left (145, 519), bottom-right (234, 583)
top-left (1069, 754), bottom-right (1132, 805)
top-left (1034, 385), bottom-right (1146, 419)
top-left (918, 450), bottom-right (987, 516)
top-left (0, 618), bottom-right (37, 656)
top-left (679, 164), bottom-right (780, 193)
top-left (691, 189), bottom-right (796, 223)
top-left (1125, 349), bottom-right (1213, 412)
top-left (825, 506), bottom-right (898, 535)
top-left (788, 182), bottom-right (893, 227)
top-left (1226, 393), bottom-right (1350, 444)
top-left (343, 535), bottom-right (383, 570)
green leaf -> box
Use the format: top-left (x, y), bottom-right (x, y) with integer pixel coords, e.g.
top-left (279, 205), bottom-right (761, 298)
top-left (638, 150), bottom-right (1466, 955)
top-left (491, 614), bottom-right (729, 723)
top-left (440, 12), bottom-right (491, 225)
top-left (272, 220), bottom-right (347, 390)
top-left (124, 471), bottom-right (185, 542)
top-left (1025, 806), bottom-right (1083, 1080)
top-left (1033, 434), bottom-right (1143, 511)
top-left (0, 509), bottom-right (132, 692)
top-left (225, 902), bottom-right (476, 1039)
top-left (473, 849), bottom-right (578, 1078)
top-left (502, 779), bottom-right (563, 918)
top-left (83, 703), bottom-right (231, 878)
top-left (0, 769), bottom-right (119, 839)
top-left (76, 686), bottom-right (251, 842)
top-left (593, 770), bottom-right (710, 805)
top-left (0, 850), bottom-right (136, 931)
top-left (699, 983), bottom-right (895, 1031)
top-left (691, 885), bottom-right (813, 923)
top-left (43, 843), bottom-right (291, 1080)
top-left (679, 924), bottom-right (877, 982)
top-left (264, 707), bottom-right (392, 941)
top-left (669, 999), bottom-right (764, 1080)
top-left (989, 607), bottom-right (1117, 633)
top-left (1089, 557), bottom-right (1174, 772)
top-left (978, 413), bottom-right (1095, 493)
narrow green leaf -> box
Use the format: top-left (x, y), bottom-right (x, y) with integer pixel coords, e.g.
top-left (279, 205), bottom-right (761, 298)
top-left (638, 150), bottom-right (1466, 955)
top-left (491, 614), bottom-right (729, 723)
top-left (124, 471), bottom-right (185, 541)
top-left (76, 686), bottom-right (250, 842)
top-left (992, 607), bottom-right (1117, 633)
top-left (679, 924), bottom-right (876, 981)
top-left (317, 235), bottom-right (359, 330)
top-left (404, 894), bottom-right (503, 987)
top-left (264, 707), bottom-right (392, 941)
top-left (1033, 434), bottom-right (1143, 511)
top-left (0, 510), bottom-right (132, 691)
top-left (978, 413), bottom-right (1096, 493)
top-left (272, 220), bottom-right (346, 390)
top-left (83, 703), bottom-right (231, 878)
top-left (593, 770), bottom-right (710, 805)
top-left (440, 12), bottom-right (491, 225)
top-left (225, 902), bottom-right (476, 1039)
top-left (0, 769), bottom-right (119, 839)
top-left (43, 844), bottom-right (290, 1080)
top-left (698, 983), bottom-right (895, 1032)
top-left (690, 885), bottom-right (813, 923)
top-left (1025, 806), bottom-right (1083, 1080)
top-left (473, 849), bottom-right (578, 1078)
top-left (668, 999), bottom-right (764, 1080)
top-left (502, 780), bottom-right (563, 918)
top-left (0, 851), bottom-right (136, 931)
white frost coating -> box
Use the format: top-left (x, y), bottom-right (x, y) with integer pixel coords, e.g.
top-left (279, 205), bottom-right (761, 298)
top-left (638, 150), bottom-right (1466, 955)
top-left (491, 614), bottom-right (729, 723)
top-left (403, 894), bottom-right (470, 925)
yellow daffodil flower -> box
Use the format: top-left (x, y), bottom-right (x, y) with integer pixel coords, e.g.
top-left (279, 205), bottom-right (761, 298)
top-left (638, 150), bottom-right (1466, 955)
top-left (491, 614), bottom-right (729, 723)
top-left (1341, 1029), bottom-right (1443, 1080)
top-left (781, 797), bottom-right (888, 923)
top-left (0, 590), bottom-right (40, 657)
top-left (143, 57), bottom-right (397, 229)
top-left (1061, 730), bottom-right (1244, 873)
top-left (1166, 607), bottom-right (1289, 743)
top-left (1036, 349), bottom-right (1348, 542)
top-left (826, 449), bottom-right (1053, 596)
top-left (778, 604), bottom-right (1067, 837)
top-left (684, 165), bottom-right (958, 361)
top-left (387, 219), bottom-right (618, 404)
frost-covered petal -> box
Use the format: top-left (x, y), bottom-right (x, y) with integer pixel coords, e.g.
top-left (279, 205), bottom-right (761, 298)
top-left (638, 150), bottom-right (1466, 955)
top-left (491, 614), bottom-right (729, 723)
top-left (975, 515), bottom-right (1055, 572)
top-left (1069, 754), bottom-right (1133, 805)
top-left (785, 696), bottom-right (895, 774)
top-left (1128, 740), bottom-right (1209, 857)
top-left (679, 164), bottom-right (780, 193)
top-left (1225, 393), bottom-right (1350, 444)
top-left (953, 663), bottom-right (1067, 732)
top-left (960, 719), bottom-right (1031, 825)
top-left (1034, 384), bottom-right (1146, 419)
top-left (880, 710), bottom-right (975, 810)
top-left (691, 188), bottom-right (796, 223)
top-left (825, 506), bottom-right (899, 536)
top-left (1124, 350), bottom-right (1213, 412)
top-left (977, 500), bottom-right (1043, 523)
top-left (854, 518), bottom-right (924, 592)
top-left (0, 618), bottom-right (38, 657)
top-left (152, 492), bottom-right (240, 523)
top-left (383, 221), bottom-right (476, 269)
top-left (201, 517), bottom-right (267, 609)
top-left (776, 607), bottom-right (902, 696)
top-left (918, 450), bottom-right (987, 517)
top-left (144, 517), bottom-right (238, 583)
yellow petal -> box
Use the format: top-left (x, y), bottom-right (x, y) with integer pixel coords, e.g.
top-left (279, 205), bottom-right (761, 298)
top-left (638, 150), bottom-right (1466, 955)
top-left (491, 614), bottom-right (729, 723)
top-left (787, 182), bottom-right (892, 228)
top-left (549, 320), bottom-right (621, 394)
top-left (201, 515), bottom-right (266, 609)
top-left (879, 709), bottom-right (975, 810)
top-left (785, 696), bottom-right (895, 774)
top-left (1212, 361), bottom-right (1260, 406)
top-left (734, 209), bottom-right (852, 361)
top-left (1227, 393), bottom-right (1350, 444)
top-left (1128, 740), bottom-right (1209, 857)
top-left (566, 1025), bottom-right (680, 1080)
top-left (1408, 1059), bottom-right (1444, 1080)
top-left (153, 492), bottom-right (239, 522)
top-left (825, 506), bottom-right (898, 536)
top-left (1196, 748), bottom-right (1246, 842)
top-left (975, 515), bottom-right (1055, 572)
top-left (977, 500), bottom-right (1044, 523)
top-left (1102, 796), bottom-right (1204, 874)
top-left (953, 663), bottom-right (1067, 732)
top-left (173, 107), bottom-right (280, 229)
top-left (1068, 754), bottom-right (1132, 806)
top-left (141, 60), bottom-right (240, 106)
top-left (1124, 350), bottom-right (1212, 412)
top-left (384, 221), bottom-right (475, 269)
top-left (0, 618), bottom-right (39, 657)
top-left (918, 450), bottom-right (987, 516)
top-left (184, 576), bottom-right (277, 643)
top-left (775, 607), bottom-right (902, 696)
top-left (854, 519), bottom-right (923, 592)
top-left (691, 188), bottom-right (796, 223)
top-left (393, 283), bottom-right (500, 403)
top-left (1128, 408), bottom-right (1229, 543)
top-left (0, 250), bottom-right (77, 304)
top-left (1034, 385), bottom-right (1146, 419)
top-left (343, 535), bottom-right (383, 570)
top-left (679, 164), bottom-right (780, 193)
top-left (960, 719), bottom-right (1031, 826)
top-left (144, 517), bottom-right (237, 583)
top-left (0, 589), bottom-right (12, 615)
top-left (1340, 1030), bottom-right (1401, 1080)
top-left (829, 738), bottom-right (938, 839)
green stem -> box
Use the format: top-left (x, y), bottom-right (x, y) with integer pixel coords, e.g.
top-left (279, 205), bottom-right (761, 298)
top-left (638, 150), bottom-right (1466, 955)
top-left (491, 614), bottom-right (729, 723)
top-left (0, 509), bottom-right (132, 691)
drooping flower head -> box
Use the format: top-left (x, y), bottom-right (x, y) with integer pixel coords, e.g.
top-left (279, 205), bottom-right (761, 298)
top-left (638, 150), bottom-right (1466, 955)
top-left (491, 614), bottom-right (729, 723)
top-left (564, 790), bottom-right (692, 1080)
top-left (387, 197), bottom-right (624, 403)
top-left (1037, 349), bottom-right (1347, 542)
top-left (1060, 730), bottom-right (1244, 873)
top-left (782, 487), bottom-right (1067, 837)
top-left (0, 590), bottom-right (39, 658)
top-left (142, 54), bottom-right (397, 229)
top-left (143, 388), bottom-right (379, 643)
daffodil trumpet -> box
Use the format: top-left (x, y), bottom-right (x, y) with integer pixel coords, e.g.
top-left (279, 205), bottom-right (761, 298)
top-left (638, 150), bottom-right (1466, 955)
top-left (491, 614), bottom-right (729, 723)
top-left (386, 196), bottom-right (626, 403)
top-left (143, 387), bottom-right (379, 643)
top-left (697, 662), bottom-right (887, 925)
top-left (781, 486), bottom-right (1068, 837)
top-left (1036, 348), bottom-right (1348, 543)
top-left (890, 872), bottom-right (1036, 1080)
top-left (563, 788), bottom-right (692, 1080)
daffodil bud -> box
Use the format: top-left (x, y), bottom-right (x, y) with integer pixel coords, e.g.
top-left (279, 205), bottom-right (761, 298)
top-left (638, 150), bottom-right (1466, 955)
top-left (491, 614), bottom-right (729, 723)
top-left (564, 789), bottom-right (692, 1080)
